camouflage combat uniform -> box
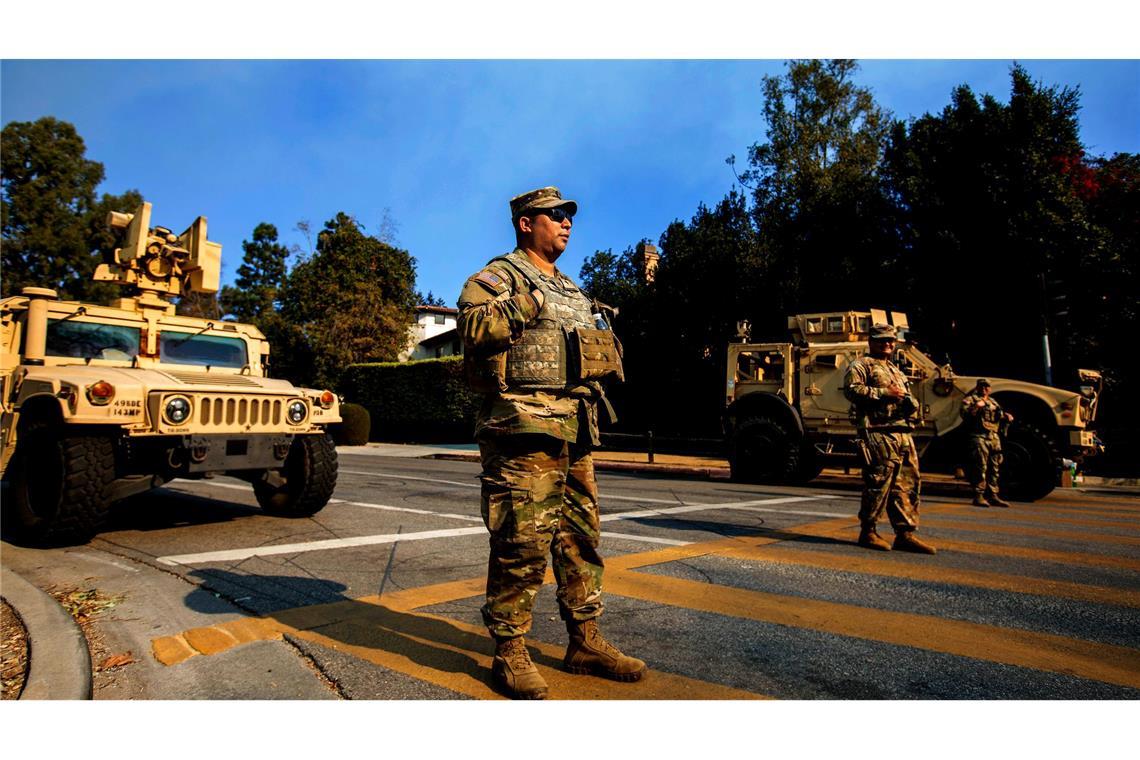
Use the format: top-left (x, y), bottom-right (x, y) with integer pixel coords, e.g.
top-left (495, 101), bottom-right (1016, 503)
top-left (458, 248), bottom-right (617, 640)
top-left (961, 391), bottom-right (1005, 500)
top-left (843, 355), bottom-right (922, 534)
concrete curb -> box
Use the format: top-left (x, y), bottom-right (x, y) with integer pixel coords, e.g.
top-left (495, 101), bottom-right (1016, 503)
top-left (1, 565), bottom-right (92, 700)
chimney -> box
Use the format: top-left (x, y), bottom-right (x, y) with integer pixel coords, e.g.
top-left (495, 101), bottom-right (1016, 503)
top-left (635, 242), bottom-right (659, 284)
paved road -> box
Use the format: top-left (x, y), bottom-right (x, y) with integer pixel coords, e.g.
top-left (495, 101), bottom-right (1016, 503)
top-left (4, 450), bottom-right (1139, 700)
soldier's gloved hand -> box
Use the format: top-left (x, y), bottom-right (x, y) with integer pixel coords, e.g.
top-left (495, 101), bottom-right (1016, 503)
top-left (885, 384), bottom-right (906, 400)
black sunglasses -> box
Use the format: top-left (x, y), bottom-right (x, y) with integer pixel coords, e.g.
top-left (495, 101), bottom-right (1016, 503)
top-left (533, 207), bottom-right (574, 224)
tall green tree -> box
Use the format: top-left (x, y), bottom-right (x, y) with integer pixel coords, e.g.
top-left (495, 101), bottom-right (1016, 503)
top-left (737, 59), bottom-right (895, 315)
top-left (219, 222), bottom-right (290, 322)
top-left (2, 117), bottom-right (141, 302)
top-left (274, 213), bottom-right (417, 388)
top-left (882, 64), bottom-right (1100, 380)
top-left (580, 192), bottom-right (760, 437)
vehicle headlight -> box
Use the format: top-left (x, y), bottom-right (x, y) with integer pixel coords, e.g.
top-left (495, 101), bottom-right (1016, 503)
top-left (287, 400), bottom-right (308, 424)
top-left (164, 396), bottom-right (192, 425)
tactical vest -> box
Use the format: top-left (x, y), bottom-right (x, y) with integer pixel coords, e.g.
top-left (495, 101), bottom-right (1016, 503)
top-left (964, 394), bottom-right (1002, 436)
top-left (467, 251), bottom-right (623, 393)
top-left (847, 357), bottom-right (918, 431)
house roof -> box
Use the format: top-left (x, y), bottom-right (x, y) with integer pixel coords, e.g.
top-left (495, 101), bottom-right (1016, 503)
top-left (416, 304), bottom-right (458, 316)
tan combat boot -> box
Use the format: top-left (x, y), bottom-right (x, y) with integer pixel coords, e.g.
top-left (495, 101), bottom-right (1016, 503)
top-left (564, 619), bottom-right (647, 682)
top-left (986, 493), bottom-right (1011, 508)
top-left (491, 637), bottom-right (548, 700)
top-left (972, 494), bottom-right (989, 507)
top-left (893, 530), bottom-right (937, 555)
top-left (857, 523), bottom-right (892, 551)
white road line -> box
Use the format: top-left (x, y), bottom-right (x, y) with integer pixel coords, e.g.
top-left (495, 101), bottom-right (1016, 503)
top-left (338, 469), bottom-right (688, 505)
top-left (156, 526), bottom-right (487, 566)
top-left (154, 494), bottom-right (840, 565)
top-left (602, 532), bottom-right (690, 546)
top-left (343, 500), bottom-right (482, 522)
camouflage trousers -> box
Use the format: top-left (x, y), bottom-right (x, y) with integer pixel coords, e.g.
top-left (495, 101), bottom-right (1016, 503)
top-left (477, 434), bottom-right (604, 640)
top-left (859, 430), bottom-right (921, 533)
top-left (968, 434), bottom-right (1003, 497)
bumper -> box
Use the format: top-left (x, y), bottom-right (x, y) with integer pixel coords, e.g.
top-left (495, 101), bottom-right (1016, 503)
top-left (1068, 430), bottom-right (1105, 456)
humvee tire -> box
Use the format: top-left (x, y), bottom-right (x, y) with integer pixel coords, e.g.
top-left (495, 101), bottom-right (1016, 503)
top-left (729, 416), bottom-right (800, 483)
top-left (5, 425), bottom-right (115, 545)
top-left (1000, 422), bottom-right (1060, 502)
top-left (254, 433), bottom-right (338, 517)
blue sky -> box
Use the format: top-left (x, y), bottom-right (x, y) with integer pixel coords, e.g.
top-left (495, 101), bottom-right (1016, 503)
top-left (3, 59), bottom-right (1138, 305)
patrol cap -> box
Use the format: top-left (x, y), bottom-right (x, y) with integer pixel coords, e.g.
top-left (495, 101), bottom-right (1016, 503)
top-left (976, 378), bottom-right (992, 388)
top-left (868, 323), bottom-right (899, 341)
top-left (510, 186), bottom-right (577, 219)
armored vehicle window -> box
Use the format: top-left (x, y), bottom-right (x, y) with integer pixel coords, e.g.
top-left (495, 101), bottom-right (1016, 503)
top-left (45, 319), bottom-right (140, 361)
top-left (826, 316), bottom-right (844, 333)
top-left (737, 350), bottom-right (785, 383)
top-left (805, 318), bottom-right (823, 334)
top-left (856, 316), bottom-right (870, 333)
top-left (160, 331), bottom-right (248, 368)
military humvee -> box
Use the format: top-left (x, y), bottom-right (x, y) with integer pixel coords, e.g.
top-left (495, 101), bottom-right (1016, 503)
top-left (724, 309), bottom-right (1102, 500)
top-left (1, 202), bottom-right (340, 544)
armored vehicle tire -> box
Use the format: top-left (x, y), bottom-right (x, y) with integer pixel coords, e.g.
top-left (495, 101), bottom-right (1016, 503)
top-left (790, 444), bottom-right (825, 483)
top-left (729, 416), bottom-right (800, 483)
top-left (4, 427), bottom-right (115, 545)
top-left (1000, 422), bottom-right (1060, 502)
top-left (254, 433), bottom-right (338, 517)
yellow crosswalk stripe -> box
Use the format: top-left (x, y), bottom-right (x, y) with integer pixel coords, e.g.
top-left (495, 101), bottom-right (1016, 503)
top-left (603, 570), bottom-right (1140, 689)
top-left (712, 544), bottom-right (1140, 608)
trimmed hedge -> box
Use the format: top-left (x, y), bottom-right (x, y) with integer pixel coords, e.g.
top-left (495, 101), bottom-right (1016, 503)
top-left (339, 356), bottom-right (481, 442)
top-left (329, 402), bottom-right (371, 445)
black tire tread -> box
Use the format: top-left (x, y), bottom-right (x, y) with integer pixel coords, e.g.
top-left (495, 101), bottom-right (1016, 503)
top-left (255, 433), bottom-right (338, 517)
top-left (1000, 421), bottom-right (1060, 502)
top-left (8, 431), bottom-right (115, 545)
top-left (729, 415), bottom-right (800, 484)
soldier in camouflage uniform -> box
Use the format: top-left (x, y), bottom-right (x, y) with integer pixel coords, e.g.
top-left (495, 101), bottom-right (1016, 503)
top-left (961, 378), bottom-right (1014, 507)
top-left (457, 186), bottom-right (645, 700)
top-left (843, 324), bottom-right (937, 554)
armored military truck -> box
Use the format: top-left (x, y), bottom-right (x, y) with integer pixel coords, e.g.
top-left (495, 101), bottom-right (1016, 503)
top-left (724, 309), bottom-right (1102, 500)
top-left (1, 202), bottom-right (341, 544)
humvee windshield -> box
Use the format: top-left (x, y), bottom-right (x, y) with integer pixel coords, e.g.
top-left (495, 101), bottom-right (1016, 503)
top-left (46, 319), bottom-right (140, 361)
top-left (159, 331), bottom-right (247, 368)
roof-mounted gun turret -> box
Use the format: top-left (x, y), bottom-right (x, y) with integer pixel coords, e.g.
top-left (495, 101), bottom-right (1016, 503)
top-left (94, 201), bottom-right (221, 314)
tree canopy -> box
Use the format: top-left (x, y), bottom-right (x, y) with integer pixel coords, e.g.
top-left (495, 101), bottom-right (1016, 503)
top-left (2, 117), bottom-right (141, 302)
top-left (272, 213), bottom-right (418, 388)
top-left (581, 60), bottom-right (1138, 473)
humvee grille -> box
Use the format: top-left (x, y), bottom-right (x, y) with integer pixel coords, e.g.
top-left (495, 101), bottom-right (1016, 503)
top-left (198, 396), bottom-right (284, 428)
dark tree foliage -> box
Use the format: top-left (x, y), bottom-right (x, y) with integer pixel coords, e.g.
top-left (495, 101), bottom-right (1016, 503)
top-left (583, 62), bottom-right (1136, 474)
top-left (218, 222), bottom-right (290, 322)
top-left (2, 117), bottom-right (141, 303)
top-left (738, 59), bottom-right (898, 316)
top-left (274, 213), bottom-right (418, 389)
top-left (416, 290), bottom-right (447, 307)
top-left (882, 65), bottom-right (1096, 381)
top-left (581, 192), bottom-right (759, 438)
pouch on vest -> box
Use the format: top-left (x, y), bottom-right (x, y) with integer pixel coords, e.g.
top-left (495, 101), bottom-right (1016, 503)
top-left (571, 327), bottom-right (625, 383)
top-left (465, 350), bottom-right (508, 394)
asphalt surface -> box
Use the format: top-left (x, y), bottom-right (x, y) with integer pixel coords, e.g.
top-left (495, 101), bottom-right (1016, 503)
top-left (2, 444), bottom-right (1139, 705)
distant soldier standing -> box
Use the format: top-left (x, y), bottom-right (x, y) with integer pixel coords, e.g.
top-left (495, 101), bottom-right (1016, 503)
top-left (457, 186), bottom-right (645, 700)
top-left (961, 378), bottom-right (1014, 507)
top-left (843, 324), bottom-right (937, 554)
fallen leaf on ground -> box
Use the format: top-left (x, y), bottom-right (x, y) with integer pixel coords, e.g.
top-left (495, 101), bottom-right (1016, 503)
top-left (98, 653), bottom-right (136, 671)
